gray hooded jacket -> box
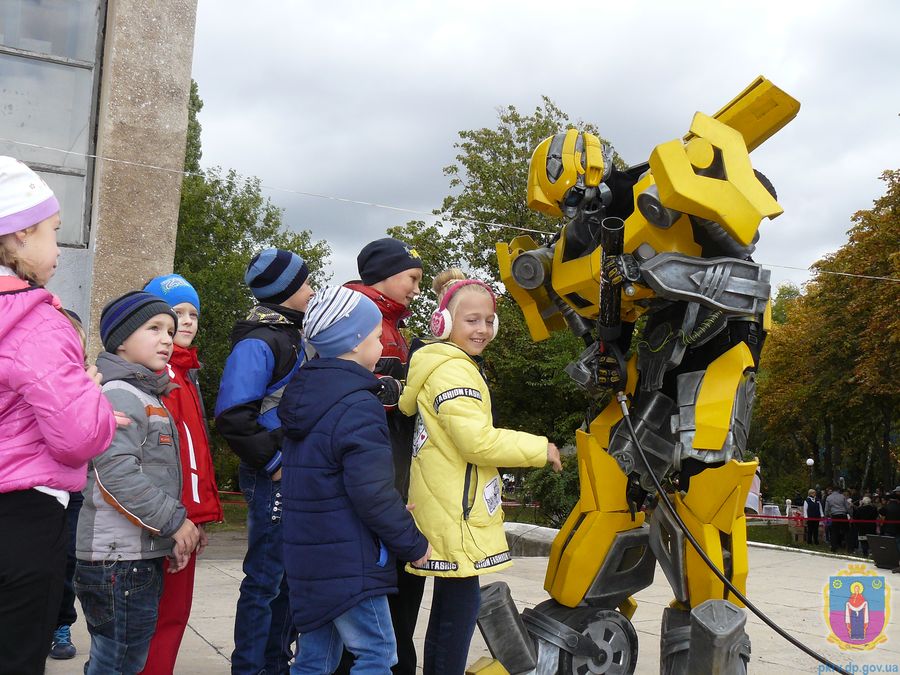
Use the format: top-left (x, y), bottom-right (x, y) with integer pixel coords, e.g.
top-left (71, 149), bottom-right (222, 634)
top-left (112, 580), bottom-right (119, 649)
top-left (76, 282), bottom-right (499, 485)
top-left (76, 352), bottom-right (186, 562)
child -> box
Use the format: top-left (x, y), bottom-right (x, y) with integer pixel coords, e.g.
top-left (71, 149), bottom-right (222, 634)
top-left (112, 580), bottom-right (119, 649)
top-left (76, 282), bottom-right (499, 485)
top-left (140, 273), bottom-right (223, 674)
top-left (0, 156), bottom-right (117, 673)
top-left (398, 275), bottom-right (562, 674)
top-left (343, 236), bottom-right (425, 675)
top-left (278, 286), bottom-right (431, 674)
top-left (76, 291), bottom-right (201, 674)
top-left (215, 248), bottom-right (314, 674)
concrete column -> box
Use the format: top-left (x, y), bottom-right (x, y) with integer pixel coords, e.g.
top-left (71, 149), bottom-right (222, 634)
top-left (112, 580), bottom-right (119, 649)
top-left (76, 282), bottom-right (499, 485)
top-left (86, 0), bottom-right (198, 357)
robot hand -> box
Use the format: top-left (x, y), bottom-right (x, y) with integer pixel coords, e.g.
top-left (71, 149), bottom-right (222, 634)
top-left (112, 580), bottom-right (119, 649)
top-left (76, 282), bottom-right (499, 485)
top-left (602, 254), bottom-right (641, 287)
top-left (595, 351), bottom-right (625, 389)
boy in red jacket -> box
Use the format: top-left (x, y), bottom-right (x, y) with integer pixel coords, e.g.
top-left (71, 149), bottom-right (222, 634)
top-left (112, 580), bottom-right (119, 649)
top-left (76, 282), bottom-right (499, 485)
top-left (141, 273), bottom-right (223, 674)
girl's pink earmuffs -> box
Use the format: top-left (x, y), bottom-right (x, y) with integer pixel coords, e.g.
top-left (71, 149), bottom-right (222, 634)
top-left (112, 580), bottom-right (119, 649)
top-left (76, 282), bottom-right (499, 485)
top-left (430, 279), bottom-right (499, 340)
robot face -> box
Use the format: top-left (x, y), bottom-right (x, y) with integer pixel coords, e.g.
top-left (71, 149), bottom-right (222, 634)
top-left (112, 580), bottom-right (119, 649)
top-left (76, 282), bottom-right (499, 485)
top-left (527, 129), bottom-right (607, 217)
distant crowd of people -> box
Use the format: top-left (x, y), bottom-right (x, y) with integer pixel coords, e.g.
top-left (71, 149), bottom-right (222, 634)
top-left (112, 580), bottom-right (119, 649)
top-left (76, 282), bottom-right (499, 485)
top-left (800, 485), bottom-right (900, 556)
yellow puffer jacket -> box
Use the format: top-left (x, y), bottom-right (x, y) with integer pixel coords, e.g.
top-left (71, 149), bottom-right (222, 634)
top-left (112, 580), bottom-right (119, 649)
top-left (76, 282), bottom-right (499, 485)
top-left (398, 341), bottom-right (547, 578)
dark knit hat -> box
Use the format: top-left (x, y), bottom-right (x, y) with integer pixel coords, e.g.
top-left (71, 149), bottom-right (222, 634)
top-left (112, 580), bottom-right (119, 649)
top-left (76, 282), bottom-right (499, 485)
top-left (100, 291), bottom-right (178, 354)
top-left (357, 237), bottom-right (422, 286)
top-left (244, 248), bottom-right (309, 303)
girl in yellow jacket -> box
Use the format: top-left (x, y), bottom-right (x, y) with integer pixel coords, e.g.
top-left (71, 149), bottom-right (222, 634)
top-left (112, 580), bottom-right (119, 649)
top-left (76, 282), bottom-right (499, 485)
top-left (399, 271), bottom-right (561, 674)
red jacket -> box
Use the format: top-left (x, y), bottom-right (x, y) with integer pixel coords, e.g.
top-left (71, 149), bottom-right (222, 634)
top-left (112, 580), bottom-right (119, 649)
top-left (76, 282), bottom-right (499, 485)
top-left (344, 283), bottom-right (410, 383)
top-left (164, 345), bottom-right (223, 524)
top-left (344, 282), bottom-right (417, 498)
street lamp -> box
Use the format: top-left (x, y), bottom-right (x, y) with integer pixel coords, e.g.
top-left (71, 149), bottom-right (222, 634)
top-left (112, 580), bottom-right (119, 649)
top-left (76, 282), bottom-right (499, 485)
top-left (806, 458), bottom-right (814, 486)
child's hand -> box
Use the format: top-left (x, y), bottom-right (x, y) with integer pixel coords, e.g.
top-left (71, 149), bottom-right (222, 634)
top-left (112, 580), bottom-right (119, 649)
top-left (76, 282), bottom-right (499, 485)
top-left (86, 365), bottom-right (103, 388)
top-left (406, 503), bottom-right (415, 512)
top-left (411, 543), bottom-right (433, 568)
top-left (171, 518), bottom-right (200, 571)
top-left (113, 411), bottom-right (131, 428)
top-left (547, 443), bottom-right (562, 472)
top-left (271, 468), bottom-right (282, 482)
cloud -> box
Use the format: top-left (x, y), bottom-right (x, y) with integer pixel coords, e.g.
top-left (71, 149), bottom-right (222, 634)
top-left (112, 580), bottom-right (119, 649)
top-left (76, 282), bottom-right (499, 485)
top-left (191, 0), bottom-right (900, 291)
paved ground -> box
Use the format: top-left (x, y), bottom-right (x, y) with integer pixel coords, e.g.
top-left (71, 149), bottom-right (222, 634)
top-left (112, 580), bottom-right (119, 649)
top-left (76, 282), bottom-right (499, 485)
top-left (47, 531), bottom-right (900, 674)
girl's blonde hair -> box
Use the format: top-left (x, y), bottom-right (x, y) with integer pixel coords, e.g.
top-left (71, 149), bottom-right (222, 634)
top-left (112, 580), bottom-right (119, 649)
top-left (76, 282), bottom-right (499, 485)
top-left (432, 268), bottom-right (467, 301)
top-left (0, 229), bottom-right (31, 281)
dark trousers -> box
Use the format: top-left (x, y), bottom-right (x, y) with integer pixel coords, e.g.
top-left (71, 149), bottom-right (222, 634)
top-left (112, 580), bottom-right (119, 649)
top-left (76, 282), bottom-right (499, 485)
top-left (424, 576), bottom-right (482, 675)
top-left (805, 519), bottom-right (819, 545)
top-left (57, 491), bottom-right (84, 627)
top-left (333, 562), bottom-right (426, 675)
top-left (0, 489), bottom-right (67, 674)
top-left (830, 516), bottom-right (849, 552)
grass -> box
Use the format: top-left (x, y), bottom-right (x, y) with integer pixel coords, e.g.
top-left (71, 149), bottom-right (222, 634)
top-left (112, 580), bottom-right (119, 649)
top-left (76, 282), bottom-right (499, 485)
top-left (206, 498), bottom-right (250, 532)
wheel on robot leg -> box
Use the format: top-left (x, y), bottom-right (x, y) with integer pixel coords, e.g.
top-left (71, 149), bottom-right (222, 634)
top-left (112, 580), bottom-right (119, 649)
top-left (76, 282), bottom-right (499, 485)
top-left (538, 604), bottom-right (639, 675)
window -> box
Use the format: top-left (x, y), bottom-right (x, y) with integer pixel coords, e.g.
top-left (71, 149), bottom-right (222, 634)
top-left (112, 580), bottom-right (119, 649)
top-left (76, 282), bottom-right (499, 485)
top-left (0, 1), bottom-right (104, 245)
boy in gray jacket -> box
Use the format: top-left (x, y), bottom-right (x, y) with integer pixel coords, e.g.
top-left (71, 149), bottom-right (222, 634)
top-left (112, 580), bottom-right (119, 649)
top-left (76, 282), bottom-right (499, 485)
top-left (75, 291), bottom-right (200, 675)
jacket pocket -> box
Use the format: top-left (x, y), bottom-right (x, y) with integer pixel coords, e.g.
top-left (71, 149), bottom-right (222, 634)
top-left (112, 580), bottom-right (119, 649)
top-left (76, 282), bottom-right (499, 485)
top-left (465, 473), bottom-right (503, 527)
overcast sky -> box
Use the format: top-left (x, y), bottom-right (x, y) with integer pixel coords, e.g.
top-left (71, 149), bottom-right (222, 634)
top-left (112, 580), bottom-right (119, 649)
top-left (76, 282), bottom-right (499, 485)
top-left (190, 0), bottom-right (900, 292)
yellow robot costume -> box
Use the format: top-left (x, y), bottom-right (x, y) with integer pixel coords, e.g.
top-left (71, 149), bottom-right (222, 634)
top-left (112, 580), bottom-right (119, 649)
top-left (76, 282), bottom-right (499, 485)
top-left (474, 77), bottom-right (800, 675)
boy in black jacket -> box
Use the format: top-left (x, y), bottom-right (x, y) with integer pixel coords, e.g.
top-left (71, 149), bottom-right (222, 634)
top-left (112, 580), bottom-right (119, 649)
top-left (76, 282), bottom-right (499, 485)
top-left (215, 248), bottom-right (313, 675)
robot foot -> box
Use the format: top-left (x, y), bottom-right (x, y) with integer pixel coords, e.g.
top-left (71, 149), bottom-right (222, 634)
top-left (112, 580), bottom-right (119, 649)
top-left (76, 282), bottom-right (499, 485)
top-left (524, 600), bottom-right (638, 675)
top-left (660, 600), bottom-right (750, 675)
top-left (476, 582), bottom-right (638, 675)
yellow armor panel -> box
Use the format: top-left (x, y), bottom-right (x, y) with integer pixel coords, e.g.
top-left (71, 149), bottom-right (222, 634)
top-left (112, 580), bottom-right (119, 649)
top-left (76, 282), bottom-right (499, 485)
top-left (677, 460), bottom-right (757, 606)
top-left (496, 237), bottom-right (565, 342)
top-left (694, 75), bottom-right (801, 153)
top-left (693, 342), bottom-right (755, 450)
top-left (544, 430), bottom-right (645, 607)
top-left (650, 113), bottom-right (782, 247)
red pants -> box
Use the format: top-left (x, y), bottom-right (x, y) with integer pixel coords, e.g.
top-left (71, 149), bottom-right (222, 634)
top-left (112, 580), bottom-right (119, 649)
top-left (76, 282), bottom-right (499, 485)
top-left (139, 551), bottom-right (197, 674)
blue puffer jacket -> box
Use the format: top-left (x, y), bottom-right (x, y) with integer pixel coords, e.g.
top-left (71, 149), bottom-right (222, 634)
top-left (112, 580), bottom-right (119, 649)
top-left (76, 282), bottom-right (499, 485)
top-left (278, 358), bottom-right (429, 632)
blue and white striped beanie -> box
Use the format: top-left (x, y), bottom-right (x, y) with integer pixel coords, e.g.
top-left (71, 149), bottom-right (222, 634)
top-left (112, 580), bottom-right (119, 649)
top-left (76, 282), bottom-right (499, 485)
top-left (244, 248), bottom-right (309, 303)
top-left (303, 286), bottom-right (382, 358)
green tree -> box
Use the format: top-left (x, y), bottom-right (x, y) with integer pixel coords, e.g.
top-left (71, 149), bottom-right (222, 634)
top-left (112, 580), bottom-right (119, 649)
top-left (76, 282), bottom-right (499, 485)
top-left (173, 81), bottom-right (331, 488)
top-left (754, 170), bottom-right (900, 494)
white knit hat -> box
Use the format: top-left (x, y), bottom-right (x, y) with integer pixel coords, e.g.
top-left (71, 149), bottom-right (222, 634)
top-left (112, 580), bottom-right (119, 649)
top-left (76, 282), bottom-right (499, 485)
top-left (303, 286), bottom-right (382, 358)
top-left (0, 156), bottom-right (59, 236)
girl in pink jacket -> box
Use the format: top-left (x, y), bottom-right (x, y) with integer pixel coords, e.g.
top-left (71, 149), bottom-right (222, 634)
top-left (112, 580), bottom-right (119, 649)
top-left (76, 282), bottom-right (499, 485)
top-left (0, 156), bottom-right (117, 673)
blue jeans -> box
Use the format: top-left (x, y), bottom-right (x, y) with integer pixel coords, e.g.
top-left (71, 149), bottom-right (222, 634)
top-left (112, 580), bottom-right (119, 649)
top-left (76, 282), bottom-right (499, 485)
top-left (233, 464), bottom-right (293, 675)
top-left (292, 595), bottom-right (397, 675)
top-left (74, 558), bottom-right (164, 675)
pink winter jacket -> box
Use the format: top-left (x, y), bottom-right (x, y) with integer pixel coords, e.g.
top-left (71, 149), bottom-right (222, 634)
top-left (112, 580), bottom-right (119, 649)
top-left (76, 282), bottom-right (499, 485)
top-left (0, 278), bottom-right (116, 493)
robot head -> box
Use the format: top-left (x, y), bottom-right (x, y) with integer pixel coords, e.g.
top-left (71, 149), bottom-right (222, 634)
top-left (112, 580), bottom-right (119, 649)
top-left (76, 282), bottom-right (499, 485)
top-left (527, 129), bottom-right (609, 218)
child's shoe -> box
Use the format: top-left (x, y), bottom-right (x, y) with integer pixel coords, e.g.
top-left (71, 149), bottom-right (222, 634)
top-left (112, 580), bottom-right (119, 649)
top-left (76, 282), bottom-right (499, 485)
top-left (49, 625), bottom-right (76, 660)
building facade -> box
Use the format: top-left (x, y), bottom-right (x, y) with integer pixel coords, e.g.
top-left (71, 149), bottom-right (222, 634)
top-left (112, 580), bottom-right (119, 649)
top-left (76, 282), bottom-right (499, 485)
top-left (0, 0), bottom-right (198, 354)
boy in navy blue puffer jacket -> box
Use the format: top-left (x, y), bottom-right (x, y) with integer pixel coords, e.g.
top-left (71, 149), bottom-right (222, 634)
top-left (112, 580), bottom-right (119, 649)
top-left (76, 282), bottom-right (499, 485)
top-left (278, 286), bottom-right (431, 674)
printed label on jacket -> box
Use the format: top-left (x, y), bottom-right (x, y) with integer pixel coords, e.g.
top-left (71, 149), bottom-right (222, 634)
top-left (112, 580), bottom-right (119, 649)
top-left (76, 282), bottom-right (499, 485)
top-left (474, 551), bottom-right (512, 570)
top-left (158, 434), bottom-right (173, 446)
top-left (412, 415), bottom-right (428, 457)
top-left (483, 476), bottom-right (501, 516)
top-left (433, 387), bottom-right (482, 412)
top-left (412, 559), bottom-right (459, 572)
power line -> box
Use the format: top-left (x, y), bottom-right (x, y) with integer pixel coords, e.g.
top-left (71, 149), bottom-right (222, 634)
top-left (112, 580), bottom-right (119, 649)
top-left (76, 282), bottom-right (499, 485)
top-left (3, 137), bottom-right (897, 282)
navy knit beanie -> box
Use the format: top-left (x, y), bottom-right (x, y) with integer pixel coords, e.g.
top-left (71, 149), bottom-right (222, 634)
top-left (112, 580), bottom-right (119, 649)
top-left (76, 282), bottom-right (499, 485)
top-left (357, 238), bottom-right (422, 286)
top-left (244, 248), bottom-right (309, 303)
top-left (100, 291), bottom-right (178, 354)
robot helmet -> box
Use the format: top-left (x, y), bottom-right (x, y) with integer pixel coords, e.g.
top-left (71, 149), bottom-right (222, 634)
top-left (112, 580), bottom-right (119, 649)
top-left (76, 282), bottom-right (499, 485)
top-left (527, 129), bottom-right (608, 217)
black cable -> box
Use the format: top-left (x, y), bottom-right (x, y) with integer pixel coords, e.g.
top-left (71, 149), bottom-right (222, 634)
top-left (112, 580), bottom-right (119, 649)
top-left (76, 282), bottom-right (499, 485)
top-left (616, 393), bottom-right (852, 675)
